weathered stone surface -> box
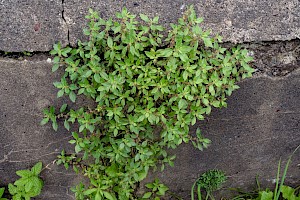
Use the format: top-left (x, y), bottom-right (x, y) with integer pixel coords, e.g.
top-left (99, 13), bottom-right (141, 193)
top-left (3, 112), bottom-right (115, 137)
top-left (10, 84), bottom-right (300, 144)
top-left (139, 69), bottom-right (300, 199)
top-left (246, 40), bottom-right (300, 77)
top-left (0, 0), bottom-right (68, 52)
top-left (1, 0), bottom-right (299, 52)
top-left (64, 0), bottom-right (300, 47)
top-left (0, 58), bottom-right (78, 199)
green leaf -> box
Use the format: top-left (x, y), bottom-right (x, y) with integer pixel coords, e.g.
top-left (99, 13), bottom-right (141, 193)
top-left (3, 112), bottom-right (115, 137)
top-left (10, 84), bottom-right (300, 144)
top-left (72, 132), bottom-right (79, 139)
top-left (8, 184), bottom-right (17, 195)
top-left (103, 191), bottom-right (116, 200)
top-left (209, 85), bottom-right (215, 96)
top-left (140, 14), bottom-right (150, 22)
top-left (0, 188), bottom-right (5, 198)
top-left (107, 37), bottom-right (113, 48)
top-left (178, 99), bottom-right (187, 110)
top-left (157, 185), bottom-right (169, 196)
top-left (259, 191), bottom-right (273, 200)
top-left (60, 104), bottom-right (68, 113)
top-left (153, 16), bottom-right (159, 23)
top-left (95, 192), bottom-right (102, 200)
top-left (75, 145), bottom-right (81, 153)
top-left (25, 181), bottom-right (33, 193)
top-left (94, 74), bottom-right (101, 83)
top-left (179, 54), bottom-right (189, 62)
top-left (281, 185), bottom-right (299, 199)
top-left (31, 161), bottom-right (43, 175)
top-left (40, 118), bottom-right (49, 126)
top-left (52, 64), bottom-right (59, 72)
top-left (57, 89), bottom-right (64, 98)
top-left (69, 140), bottom-right (76, 144)
top-left (53, 56), bottom-right (60, 63)
top-left (157, 49), bottom-right (173, 57)
top-left (83, 188), bottom-right (97, 195)
top-left (142, 192), bottom-right (152, 199)
top-left (69, 91), bottom-right (76, 103)
top-left (195, 17), bottom-right (204, 23)
top-left (16, 169), bottom-right (32, 178)
top-left (52, 121), bottom-right (58, 131)
top-left (138, 170), bottom-right (148, 181)
top-left (84, 70), bottom-right (92, 78)
top-left (64, 120), bottom-right (70, 131)
top-left (203, 37), bottom-right (213, 48)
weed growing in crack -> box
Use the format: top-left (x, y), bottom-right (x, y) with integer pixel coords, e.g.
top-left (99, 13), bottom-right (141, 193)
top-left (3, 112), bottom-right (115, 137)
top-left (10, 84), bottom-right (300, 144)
top-left (0, 162), bottom-right (44, 200)
top-left (42, 5), bottom-right (254, 199)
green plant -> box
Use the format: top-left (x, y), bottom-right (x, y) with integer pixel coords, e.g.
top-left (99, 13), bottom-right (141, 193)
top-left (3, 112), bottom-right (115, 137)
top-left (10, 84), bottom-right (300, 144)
top-left (191, 169), bottom-right (226, 200)
top-left (22, 51), bottom-right (32, 56)
top-left (0, 188), bottom-right (7, 200)
top-left (142, 178), bottom-right (169, 199)
top-left (0, 162), bottom-right (44, 200)
top-left (42, 5), bottom-right (254, 199)
top-left (8, 162), bottom-right (44, 200)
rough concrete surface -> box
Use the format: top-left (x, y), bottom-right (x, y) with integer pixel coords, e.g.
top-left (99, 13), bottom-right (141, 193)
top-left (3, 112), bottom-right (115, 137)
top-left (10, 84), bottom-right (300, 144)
top-left (0, 58), bottom-right (79, 199)
top-left (65, 0), bottom-right (300, 46)
top-left (246, 39), bottom-right (300, 77)
top-left (0, 0), bottom-right (68, 52)
top-left (0, 56), bottom-right (299, 199)
top-left (140, 69), bottom-right (300, 199)
top-left (1, 0), bottom-right (300, 52)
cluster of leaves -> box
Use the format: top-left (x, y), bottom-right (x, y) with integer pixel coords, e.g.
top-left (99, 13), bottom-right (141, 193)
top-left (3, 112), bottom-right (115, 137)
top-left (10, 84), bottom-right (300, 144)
top-left (191, 169), bottom-right (226, 200)
top-left (142, 178), bottom-right (169, 200)
top-left (42, 5), bottom-right (254, 200)
top-left (0, 162), bottom-right (44, 200)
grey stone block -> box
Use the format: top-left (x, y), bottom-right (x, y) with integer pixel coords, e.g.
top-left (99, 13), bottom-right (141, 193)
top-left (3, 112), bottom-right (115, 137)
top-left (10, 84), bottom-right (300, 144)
top-left (64, 0), bottom-right (300, 47)
top-left (1, 0), bottom-right (299, 52)
top-left (0, 58), bottom-right (78, 199)
top-left (139, 69), bottom-right (300, 199)
top-left (0, 0), bottom-right (68, 52)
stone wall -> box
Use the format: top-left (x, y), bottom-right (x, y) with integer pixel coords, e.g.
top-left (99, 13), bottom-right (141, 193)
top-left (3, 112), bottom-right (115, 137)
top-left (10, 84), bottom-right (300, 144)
top-left (0, 0), bottom-right (299, 199)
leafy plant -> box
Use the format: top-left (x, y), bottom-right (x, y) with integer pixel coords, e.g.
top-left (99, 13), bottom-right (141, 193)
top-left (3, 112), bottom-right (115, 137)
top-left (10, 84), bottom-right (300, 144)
top-left (42, 5), bottom-right (254, 199)
top-left (191, 169), bottom-right (226, 200)
top-left (142, 178), bottom-right (169, 199)
top-left (0, 188), bottom-right (7, 200)
top-left (8, 162), bottom-right (43, 200)
top-left (0, 162), bottom-right (44, 200)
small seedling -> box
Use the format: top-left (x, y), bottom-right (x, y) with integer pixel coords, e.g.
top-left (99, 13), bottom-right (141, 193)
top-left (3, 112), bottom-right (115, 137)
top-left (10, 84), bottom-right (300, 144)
top-left (0, 162), bottom-right (44, 200)
top-left (142, 178), bottom-right (169, 199)
top-left (8, 162), bottom-right (44, 200)
top-left (191, 169), bottom-right (227, 200)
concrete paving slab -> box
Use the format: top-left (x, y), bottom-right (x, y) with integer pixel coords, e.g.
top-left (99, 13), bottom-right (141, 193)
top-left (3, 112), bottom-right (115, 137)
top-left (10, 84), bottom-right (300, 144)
top-left (140, 69), bottom-right (300, 199)
top-left (0, 58), bottom-right (78, 199)
top-left (1, 0), bottom-right (299, 52)
top-left (64, 0), bottom-right (300, 47)
top-left (0, 0), bottom-right (68, 52)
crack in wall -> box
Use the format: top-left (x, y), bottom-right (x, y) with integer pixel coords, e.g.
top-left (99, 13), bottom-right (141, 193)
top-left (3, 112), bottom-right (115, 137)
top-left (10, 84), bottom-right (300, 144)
top-left (61, 0), bottom-right (70, 45)
top-left (242, 39), bottom-right (300, 77)
top-left (0, 38), bottom-right (299, 77)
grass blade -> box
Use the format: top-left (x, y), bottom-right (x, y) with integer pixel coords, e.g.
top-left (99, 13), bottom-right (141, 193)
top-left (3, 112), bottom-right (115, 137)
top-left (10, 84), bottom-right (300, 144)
top-left (273, 158), bottom-right (281, 200)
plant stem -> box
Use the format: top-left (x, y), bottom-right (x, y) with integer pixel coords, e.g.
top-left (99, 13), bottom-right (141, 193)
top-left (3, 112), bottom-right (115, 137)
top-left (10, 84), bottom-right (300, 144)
top-left (205, 192), bottom-right (209, 200)
top-left (191, 180), bottom-right (197, 200)
top-left (197, 185), bottom-right (202, 200)
top-left (273, 158), bottom-right (281, 200)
